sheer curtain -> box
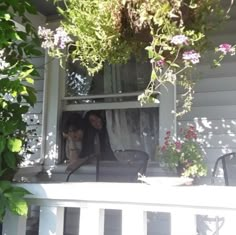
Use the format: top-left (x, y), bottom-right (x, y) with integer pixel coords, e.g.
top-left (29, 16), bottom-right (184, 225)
top-left (105, 58), bottom-right (159, 160)
top-left (106, 108), bottom-right (159, 159)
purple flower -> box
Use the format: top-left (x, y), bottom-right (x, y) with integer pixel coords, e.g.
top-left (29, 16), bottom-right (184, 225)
top-left (54, 27), bottom-right (72, 49)
top-left (182, 50), bottom-right (200, 64)
top-left (171, 35), bottom-right (188, 45)
top-left (155, 59), bottom-right (165, 67)
top-left (38, 26), bottom-right (54, 49)
top-left (218, 43), bottom-right (235, 55)
top-left (38, 26), bottom-right (72, 50)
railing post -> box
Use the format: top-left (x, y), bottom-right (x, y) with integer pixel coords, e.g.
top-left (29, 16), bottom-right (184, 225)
top-left (122, 208), bottom-right (147, 235)
top-left (79, 207), bottom-right (105, 235)
top-left (2, 211), bottom-right (27, 235)
top-left (38, 206), bottom-right (64, 235)
top-left (171, 211), bottom-right (196, 235)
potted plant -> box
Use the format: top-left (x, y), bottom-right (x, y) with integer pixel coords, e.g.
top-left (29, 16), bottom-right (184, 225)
top-left (39, 0), bottom-right (234, 115)
top-left (159, 125), bottom-right (207, 178)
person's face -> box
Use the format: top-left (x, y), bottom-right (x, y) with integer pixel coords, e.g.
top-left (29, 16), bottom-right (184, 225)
top-left (89, 114), bottom-right (103, 130)
top-left (68, 129), bottom-right (83, 141)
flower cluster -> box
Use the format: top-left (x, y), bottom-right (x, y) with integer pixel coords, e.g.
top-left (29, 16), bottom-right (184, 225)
top-left (213, 43), bottom-right (236, 67)
top-left (159, 126), bottom-right (207, 178)
top-left (171, 35), bottom-right (189, 46)
top-left (38, 26), bottom-right (72, 51)
top-left (217, 43), bottom-right (236, 55)
top-left (182, 50), bottom-right (201, 64)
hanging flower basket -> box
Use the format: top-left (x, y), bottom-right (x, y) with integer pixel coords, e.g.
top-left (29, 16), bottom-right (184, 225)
top-left (39, 0), bottom-right (234, 115)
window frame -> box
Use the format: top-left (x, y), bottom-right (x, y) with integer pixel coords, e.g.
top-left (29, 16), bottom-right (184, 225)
top-left (41, 55), bottom-right (176, 168)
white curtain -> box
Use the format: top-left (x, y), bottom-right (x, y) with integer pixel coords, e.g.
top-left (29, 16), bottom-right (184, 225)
top-left (106, 108), bottom-right (159, 159)
top-left (104, 57), bottom-right (159, 160)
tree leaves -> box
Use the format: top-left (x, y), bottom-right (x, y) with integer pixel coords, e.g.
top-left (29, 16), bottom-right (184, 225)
top-left (7, 138), bottom-right (22, 153)
top-left (0, 0), bottom-right (39, 222)
top-left (0, 182), bottom-right (30, 221)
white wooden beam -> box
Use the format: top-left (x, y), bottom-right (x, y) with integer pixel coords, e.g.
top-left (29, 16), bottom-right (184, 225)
top-left (38, 206), bottom-right (64, 235)
top-left (122, 209), bottom-right (147, 235)
top-left (171, 212), bottom-right (196, 235)
top-left (79, 207), bottom-right (104, 235)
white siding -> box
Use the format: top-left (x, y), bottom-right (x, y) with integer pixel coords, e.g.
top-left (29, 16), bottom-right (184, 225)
top-left (177, 17), bottom-right (236, 183)
top-left (19, 13), bottom-right (46, 167)
top-left (23, 55), bottom-right (45, 165)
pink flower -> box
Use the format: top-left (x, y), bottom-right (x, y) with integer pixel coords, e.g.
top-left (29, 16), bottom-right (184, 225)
top-left (155, 59), bottom-right (165, 67)
top-left (218, 43), bottom-right (235, 55)
top-left (171, 35), bottom-right (188, 45)
top-left (182, 50), bottom-right (200, 64)
top-left (161, 145), bottom-right (167, 152)
top-left (175, 141), bottom-right (182, 152)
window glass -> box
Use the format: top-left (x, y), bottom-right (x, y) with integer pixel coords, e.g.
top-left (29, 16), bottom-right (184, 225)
top-left (60, 108), bottom-right (158, 163)
top-left (65, 57), bottom-right (151, 97)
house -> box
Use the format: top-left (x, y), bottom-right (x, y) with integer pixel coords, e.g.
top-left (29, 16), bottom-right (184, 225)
top-left (5, 0), bottom-right (236, 235)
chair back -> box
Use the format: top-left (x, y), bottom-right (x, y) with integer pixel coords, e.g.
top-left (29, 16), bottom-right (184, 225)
top-left (212, 152), bottom-right (236, 186)
top-left (114, 149), bottom-right (149, 177)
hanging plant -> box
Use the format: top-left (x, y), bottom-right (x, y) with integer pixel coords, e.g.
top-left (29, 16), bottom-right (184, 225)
top-left (39, 0), bottom-right (234, 115)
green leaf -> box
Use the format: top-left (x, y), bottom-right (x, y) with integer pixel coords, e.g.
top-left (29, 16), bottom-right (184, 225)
top-left (0, 181), bottom-right (12, 193)
top-left (151, 70), bottom-right (157, 81)
top-left (25, 77), bottom-right (34, 84)
top-left (3, 151), bottom-right (16, 169)
top-left (7, 198), bottom-right (28, 216)
top-left (5, 186), bottom-right (30, 198)
top-left (7, 138), bottom-right (22, 153)
top-left (4, 13), bottom-right (11, 20)
top-left (0, 194), bottom-right (6, 222)
top-left (0, 137), bottom-right (6, 154)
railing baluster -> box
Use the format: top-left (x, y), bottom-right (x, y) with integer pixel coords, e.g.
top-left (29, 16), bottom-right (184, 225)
top-left (122, 208), bottom-right (147, 235)
top-left (79, 207), bottom-right (105, 235)
top-left (38, 206), bottom-right (64, 235)
top-left (171, 211), bottom-right (196, 235)
top-left (2, 211), bottom-right (27, 235)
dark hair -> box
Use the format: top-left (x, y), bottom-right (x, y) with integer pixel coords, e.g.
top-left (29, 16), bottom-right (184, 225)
top-left (62, 112), bottom-right (84, 133)
top-left (84, 110), bottom-right (105, 127)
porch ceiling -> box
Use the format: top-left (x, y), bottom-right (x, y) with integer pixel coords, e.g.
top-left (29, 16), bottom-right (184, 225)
top-left (31, 0), bottom-right (64, 18)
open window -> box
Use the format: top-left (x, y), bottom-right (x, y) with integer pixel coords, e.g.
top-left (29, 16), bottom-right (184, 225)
top-left (59, 56), bottom-right (159, 163)
top-left (60, 107), bottom-right (159, 163)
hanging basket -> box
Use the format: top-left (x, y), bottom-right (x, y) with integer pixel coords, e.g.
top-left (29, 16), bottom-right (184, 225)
top-left (114, 0), bottom-right (195, 43)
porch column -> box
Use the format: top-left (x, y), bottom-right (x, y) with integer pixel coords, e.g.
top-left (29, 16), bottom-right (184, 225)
top-left (159, 82), bottom-right (176, 144)
top-left (2, 211), bottom-right (27, 235)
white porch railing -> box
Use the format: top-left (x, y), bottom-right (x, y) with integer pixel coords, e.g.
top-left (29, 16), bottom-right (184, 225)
top-left (2, 182), bottom-right (236, 235)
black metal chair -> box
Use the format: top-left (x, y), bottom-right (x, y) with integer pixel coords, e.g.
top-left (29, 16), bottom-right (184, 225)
top-left (112, 149), bottom-right (149, 182)
top-left (212, 152), bottom-right (236, 186)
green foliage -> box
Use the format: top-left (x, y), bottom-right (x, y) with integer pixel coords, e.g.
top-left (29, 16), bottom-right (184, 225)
top-left (0, 181), bottom-right (30, 221)
top-left (0, 0), bottom-right (40, 220)
top-left (50, 0), bottom-right (231, 116)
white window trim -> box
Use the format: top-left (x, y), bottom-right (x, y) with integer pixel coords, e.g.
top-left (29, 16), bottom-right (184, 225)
top-left (41, 56), bottom-right (176, 169)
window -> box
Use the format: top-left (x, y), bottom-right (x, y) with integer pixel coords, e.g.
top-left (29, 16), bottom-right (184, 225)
top-left (60, 108), bottom-right (159, 163)
top-left (60, 56), bottom-right (159, 163)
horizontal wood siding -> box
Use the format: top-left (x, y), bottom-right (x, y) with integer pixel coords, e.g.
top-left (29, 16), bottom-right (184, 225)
top-left (23, 55), bottom-right (45, 165)
top-left (178, 18), bottom-right (236, 183)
